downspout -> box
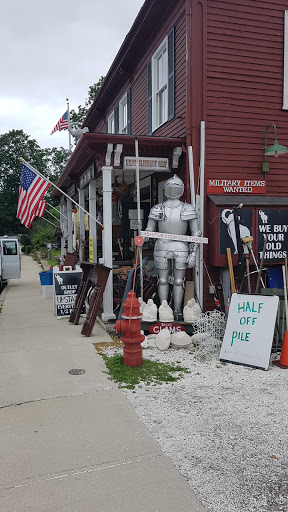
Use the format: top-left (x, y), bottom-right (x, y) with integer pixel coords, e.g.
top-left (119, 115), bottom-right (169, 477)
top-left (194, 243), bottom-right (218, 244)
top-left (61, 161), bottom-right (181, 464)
top-left (185, 0), bottom-right (193, 203)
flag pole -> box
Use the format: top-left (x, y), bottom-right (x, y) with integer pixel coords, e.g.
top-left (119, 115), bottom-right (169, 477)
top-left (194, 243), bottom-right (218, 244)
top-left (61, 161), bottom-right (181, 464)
top-left (20, 158), bottom-right (104, 229)
top-left (45, 209), bottom-right (60, 224)
top-left (38, 216), bottom-right (58, 228)
top-left (66, 98), bottom-right (72, 155)
top-left (46, 201), bottom-right (68, 221)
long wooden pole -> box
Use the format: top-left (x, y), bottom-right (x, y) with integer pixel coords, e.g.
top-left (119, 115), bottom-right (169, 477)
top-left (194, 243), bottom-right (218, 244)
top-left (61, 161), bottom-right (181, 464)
top-left (226, 248), bottom-right (236, 294)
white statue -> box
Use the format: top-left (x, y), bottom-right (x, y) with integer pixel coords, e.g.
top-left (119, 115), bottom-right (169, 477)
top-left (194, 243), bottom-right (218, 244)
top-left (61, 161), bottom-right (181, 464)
top-left (138, 297), bottom-right (146, 315)
top-left (159, 300), bottom-right (174, 322)
top-left (183, 299), bottom-right (201, 323)
top-left (142, 298), bottom-right (157, 322)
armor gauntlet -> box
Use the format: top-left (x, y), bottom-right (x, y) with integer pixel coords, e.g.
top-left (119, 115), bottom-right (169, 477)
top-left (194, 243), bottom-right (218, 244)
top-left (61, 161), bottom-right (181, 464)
top-left (186, 229), bottom-right (201, 268)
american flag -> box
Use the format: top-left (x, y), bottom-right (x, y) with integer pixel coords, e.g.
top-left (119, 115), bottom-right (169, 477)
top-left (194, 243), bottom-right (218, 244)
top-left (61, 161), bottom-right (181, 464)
top-left (17, 165), bottom-right (50, 228)
top-left (50, 111), bottom-right (68, 135)
top-left (27, 200), bottom-right (47, 228)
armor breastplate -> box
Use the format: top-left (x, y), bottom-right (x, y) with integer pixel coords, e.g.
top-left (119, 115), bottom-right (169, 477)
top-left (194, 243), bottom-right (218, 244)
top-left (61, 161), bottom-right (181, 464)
top-left (158, 203), bottom-right (188, 235)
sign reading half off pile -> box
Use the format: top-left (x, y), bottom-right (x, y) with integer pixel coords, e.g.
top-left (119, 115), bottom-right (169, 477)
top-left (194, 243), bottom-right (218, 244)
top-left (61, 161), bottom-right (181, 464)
top-left (220, 293), bottom-right (279, 370)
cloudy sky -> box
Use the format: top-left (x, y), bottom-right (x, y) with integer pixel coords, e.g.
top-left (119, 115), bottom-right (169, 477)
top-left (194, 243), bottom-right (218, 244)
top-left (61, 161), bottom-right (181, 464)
top-left (0, 0), bottom-right (145, 150)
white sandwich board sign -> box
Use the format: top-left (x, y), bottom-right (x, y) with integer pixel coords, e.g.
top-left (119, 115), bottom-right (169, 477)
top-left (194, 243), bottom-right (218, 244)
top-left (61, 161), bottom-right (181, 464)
top-left (220, 293), bottom-right (279, 370)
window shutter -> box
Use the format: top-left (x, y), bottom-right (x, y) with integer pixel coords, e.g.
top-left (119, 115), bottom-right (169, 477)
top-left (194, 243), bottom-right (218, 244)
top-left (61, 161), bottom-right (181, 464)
top-left (127, 88), bottom-right (131, 135)
top-left (106, 117), bottom-right (108, 133)
top-left (147, 60), bottom-right (152, 135)
top-left (167, 26), bottom-right (175, 121)
top-left (114, 105), bottom-right (119, 134)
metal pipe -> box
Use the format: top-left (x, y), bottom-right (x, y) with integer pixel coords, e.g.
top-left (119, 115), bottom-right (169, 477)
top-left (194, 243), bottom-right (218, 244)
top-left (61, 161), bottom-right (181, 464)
top-left (135, 137), bottom-right (143, 299)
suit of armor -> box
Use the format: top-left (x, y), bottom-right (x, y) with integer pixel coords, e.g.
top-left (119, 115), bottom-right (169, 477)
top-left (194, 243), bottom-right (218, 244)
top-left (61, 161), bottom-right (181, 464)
top-left (145, 175), bottom-right (200, 321)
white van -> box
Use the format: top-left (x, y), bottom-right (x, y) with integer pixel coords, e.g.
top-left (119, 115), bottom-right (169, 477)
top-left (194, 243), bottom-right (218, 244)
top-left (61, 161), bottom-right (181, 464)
top-left (0, 237), bottom-right (21, 291)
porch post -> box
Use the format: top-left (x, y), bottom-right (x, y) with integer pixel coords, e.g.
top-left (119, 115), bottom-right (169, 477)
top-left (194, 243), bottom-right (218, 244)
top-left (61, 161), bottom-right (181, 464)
top-left (88, 180), bottom-right (97, 262)
top-left (78, 187), bottom-right (85, 261)
top-left (62, 198), bottom-right (68, 258)
top-left (60, 198), bottom-right (65, 257)
top-left (101, 165), bottom-right (115, 321)
top-left (67, 198), bottom-right (73, 253)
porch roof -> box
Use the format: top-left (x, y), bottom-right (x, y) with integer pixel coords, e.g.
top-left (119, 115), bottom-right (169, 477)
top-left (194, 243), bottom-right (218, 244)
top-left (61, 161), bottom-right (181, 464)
top-left (51, 133), bottom-right (185, 198)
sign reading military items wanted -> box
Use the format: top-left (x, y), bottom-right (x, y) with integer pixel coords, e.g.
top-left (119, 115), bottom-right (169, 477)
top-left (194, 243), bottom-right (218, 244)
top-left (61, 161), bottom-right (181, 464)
top-left (220, 293), bottom-right (279, 370)
top-left (257, 209), bottom-right (288, 261)
top-left (54, 269), bottom-right (85, 319)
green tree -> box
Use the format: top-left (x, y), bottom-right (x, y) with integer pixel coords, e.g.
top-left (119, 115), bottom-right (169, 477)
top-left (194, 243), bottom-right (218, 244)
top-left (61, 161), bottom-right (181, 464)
top-left (70, 76), bottom-right (105, 126)
top-left (0, 130), bottom-right (69, 236)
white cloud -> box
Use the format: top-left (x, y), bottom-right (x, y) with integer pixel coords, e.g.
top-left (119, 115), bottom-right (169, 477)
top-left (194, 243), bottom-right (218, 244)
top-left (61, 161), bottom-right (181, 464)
top-left (0, 0), bottom-right (144, 148)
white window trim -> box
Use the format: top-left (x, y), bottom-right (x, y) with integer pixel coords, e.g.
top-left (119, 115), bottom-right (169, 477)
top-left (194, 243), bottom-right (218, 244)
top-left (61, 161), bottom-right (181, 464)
top-left (283, 11), bottom-right (288, 109)
top-left (119, 93), bottom-right (128, 134)
top-left (108, 111), bottom-right (115, 133)
top-left (151, 35), bottom-right (168, 132)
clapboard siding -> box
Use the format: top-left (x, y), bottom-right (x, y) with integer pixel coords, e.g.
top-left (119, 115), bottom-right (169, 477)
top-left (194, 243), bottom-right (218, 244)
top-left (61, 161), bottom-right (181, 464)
top-left (206, 0), bottom-right (288, 196)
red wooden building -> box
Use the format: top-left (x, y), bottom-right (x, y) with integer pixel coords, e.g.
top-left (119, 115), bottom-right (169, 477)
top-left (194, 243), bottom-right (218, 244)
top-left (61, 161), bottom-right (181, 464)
top-left (53, 0), bottom-right (288, 320)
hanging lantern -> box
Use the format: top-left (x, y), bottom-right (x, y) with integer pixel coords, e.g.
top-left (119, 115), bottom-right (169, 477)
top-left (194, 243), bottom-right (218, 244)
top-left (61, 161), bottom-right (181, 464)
top-left (118, 172), bottom-right (129, 194)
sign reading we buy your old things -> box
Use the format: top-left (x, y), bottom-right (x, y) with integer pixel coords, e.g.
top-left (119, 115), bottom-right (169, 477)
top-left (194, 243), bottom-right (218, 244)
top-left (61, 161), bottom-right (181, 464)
top-left (220, 294), bottom-right (279, 370)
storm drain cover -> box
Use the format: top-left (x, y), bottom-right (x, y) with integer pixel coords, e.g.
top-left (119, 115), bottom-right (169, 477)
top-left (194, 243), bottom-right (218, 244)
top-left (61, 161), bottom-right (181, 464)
top-left (69, 369), bottom-right (85, 375)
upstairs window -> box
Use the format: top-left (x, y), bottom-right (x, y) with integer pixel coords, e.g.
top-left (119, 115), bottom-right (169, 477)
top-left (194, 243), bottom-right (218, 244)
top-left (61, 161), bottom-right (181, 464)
top-left (108, 111), bottom-right (115, 134)
top-left (119, 93), bottom-right (128, 134)
top-left (148, 27), bottom-right (175, 134)
top-left (152, 38), bottom-right (168, 130)
top-left (107, 89), bottom-right (131, 134)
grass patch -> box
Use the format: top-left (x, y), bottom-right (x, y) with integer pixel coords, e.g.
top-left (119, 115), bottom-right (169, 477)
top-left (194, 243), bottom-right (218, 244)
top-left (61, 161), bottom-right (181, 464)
top-left (100, 352), bottom-right (190, 389)
top-left (47, 248), bottom-right (61, 266)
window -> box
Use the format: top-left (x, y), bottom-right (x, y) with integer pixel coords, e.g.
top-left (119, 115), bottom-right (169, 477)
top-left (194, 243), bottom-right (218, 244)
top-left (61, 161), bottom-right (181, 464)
top-left (284, 11), bottom-right (288, 109)
top-left (108, 111), bottom-right (115, 134)
top-left (152, 38), bottom-right (168, 131)
top-left (3, 241), bottom-right (17, 256)
top-left (107, 89), bottom-right (131, 134)
top-left (119, 93), bottom-right (128, 134)
top-left (147, 27), bottom-right (175, 134)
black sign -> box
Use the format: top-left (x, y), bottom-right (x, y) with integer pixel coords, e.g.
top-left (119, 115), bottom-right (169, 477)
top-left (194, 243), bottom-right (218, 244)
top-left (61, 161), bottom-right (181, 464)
top-left (220, 208), bottom-right (252, 255)
top-left (257, 209), bottom-right (288, 261)
top-left (54, 270), bottom-right (84, 318)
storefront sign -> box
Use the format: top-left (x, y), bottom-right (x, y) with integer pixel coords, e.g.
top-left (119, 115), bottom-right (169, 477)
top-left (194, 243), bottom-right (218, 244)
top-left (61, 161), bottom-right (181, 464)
top-left (123, 156), bottom-right (169, 172)
top-left (67, 183), bottom-right (77, 197)
top-left (220, 293), bottom-right (279, 370)
top-left (220, 209), bottom-right (252, 255)
top-left (54, 269), bottom-right (84, 319)
top-left (141, 230), bottom-right (208, 244)
top-left (89, 236), bottom-right (94, 263)
top-left (207, 179), bottom-right (266, 194)
top-left (148, 322), bottom-right (186, 334)
top-left (257, 209), bottom-right (288, 261)
top-left (79, 163), bottom-right (95, 188)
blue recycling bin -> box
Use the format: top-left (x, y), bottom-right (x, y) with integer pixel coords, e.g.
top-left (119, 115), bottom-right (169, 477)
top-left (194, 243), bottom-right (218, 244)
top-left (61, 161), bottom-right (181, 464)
top-left (39, 269), bottom-right (53, 286)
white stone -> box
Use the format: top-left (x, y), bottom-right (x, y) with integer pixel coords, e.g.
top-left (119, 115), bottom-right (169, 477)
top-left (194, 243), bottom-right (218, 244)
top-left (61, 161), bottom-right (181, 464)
top-left (141, 337), bottom-right (149, 349)
top-left (146, 335), bottom-right (157, 348)
top-left (159, 300), bottom-right (174, 322)
top-left (183, 299), bottom-right (201, 323)
top-left (142, 298), bottom-right (157, 322)
top-left (155, 328), bottom-right (171, 351)
top-left (170, 330), bottom-right (192, 348)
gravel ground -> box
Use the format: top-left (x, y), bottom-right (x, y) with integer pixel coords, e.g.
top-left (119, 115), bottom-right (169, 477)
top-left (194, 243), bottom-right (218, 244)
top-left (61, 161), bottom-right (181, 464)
top-left (104, 343), bottom-right (288, 512)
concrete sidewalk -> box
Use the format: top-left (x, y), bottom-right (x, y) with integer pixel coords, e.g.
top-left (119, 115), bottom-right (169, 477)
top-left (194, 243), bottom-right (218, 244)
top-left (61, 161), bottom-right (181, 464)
top-left (0, 255), bottom-right (206, 512)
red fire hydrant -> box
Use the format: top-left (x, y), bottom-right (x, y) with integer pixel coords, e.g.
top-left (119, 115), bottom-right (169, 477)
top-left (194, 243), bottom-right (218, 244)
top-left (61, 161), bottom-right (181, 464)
top-left (114, 290), bottom-right (145, 366)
